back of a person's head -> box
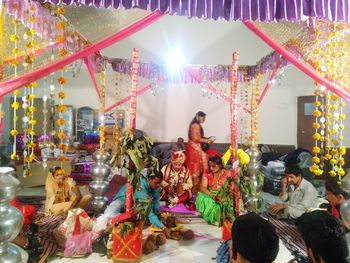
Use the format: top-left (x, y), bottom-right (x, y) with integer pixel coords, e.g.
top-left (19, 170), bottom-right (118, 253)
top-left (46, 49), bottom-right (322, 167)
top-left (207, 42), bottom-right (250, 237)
top-left (232, 212), bottom-right (279, 263)
top-left (296, 210), bottom-right (349, 263)
top-left (284, 163), bottom-right (303, 177)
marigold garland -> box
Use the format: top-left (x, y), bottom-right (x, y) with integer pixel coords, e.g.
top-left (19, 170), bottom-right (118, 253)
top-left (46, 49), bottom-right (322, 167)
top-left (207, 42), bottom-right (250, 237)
top-left (98, 61), bottom-right (107, 152)
top-left (310, 19), bottom-right (347, 178)
top-left (10, 16), bottom-right (19, 161)
top-left (250, 74), bottom-right (261, 147)
top-left (114, 72), bottom-right (121, 146)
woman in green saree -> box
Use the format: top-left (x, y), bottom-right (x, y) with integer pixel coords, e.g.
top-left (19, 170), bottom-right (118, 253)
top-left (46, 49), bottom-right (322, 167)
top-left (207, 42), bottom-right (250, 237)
top-left (196, 155), bottom-right (234, 226)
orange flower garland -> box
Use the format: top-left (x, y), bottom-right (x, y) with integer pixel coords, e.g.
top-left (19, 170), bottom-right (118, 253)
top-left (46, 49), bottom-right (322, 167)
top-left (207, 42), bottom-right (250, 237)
top-left (114, 72), bottom-right (121, 146)
top-left (250, 74), bottom-right (261, 147)
top-left (310, 19), bottom-right (347, 178)
top-left (98, 62), bottom-right (107, 152)
top-left (10, 16), bottom-right (19, 160)
top-left (57, 71), bottom-right (67, 160)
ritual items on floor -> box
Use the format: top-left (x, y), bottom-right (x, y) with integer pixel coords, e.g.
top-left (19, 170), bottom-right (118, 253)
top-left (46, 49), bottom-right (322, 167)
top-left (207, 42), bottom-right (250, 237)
top-left (142, 233), bottom-right (166, 254)
top-left (58, 209), bottom-right (94, 257)
top-left (150, 212), bottom-right (195, 241)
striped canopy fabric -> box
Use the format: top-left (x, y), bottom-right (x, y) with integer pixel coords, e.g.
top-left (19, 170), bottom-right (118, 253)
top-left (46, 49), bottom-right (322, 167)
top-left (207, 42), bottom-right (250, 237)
top-left (35, 0), bottom-right (350, 24)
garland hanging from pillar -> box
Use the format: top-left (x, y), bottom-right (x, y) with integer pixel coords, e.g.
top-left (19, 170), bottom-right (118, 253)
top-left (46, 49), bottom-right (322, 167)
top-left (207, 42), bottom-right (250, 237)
top-left (98, 60), bottom-right (106, 152)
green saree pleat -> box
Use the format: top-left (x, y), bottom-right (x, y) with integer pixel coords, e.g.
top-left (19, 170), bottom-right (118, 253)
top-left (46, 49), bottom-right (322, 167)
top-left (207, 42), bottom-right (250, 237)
top-left (196, 191), bottom-right (222, 226)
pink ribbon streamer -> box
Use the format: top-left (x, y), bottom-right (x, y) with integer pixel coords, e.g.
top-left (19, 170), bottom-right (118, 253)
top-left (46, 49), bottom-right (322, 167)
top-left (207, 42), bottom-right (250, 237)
top-left (244, 21), bottom-right (350, 101)
top-left (258, 60), bottom-right (281, 105)
top-left (104, 84), bottom-right (153, 113)
top-left (0, 11), bottom-right (165, 97)
top-left (84, 56), bottom-right (101, 98)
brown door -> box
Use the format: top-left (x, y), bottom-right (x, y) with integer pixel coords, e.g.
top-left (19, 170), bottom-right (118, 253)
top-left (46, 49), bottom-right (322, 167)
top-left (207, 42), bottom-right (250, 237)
top-left (297, 96), bottom-right (316, 151)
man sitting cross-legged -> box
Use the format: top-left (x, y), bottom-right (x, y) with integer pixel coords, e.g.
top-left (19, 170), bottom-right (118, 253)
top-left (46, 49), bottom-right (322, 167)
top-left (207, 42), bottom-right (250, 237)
top-left (270, 163), bottom-right (317, 219)
top-left (160, 151), bottom-right (193, 209)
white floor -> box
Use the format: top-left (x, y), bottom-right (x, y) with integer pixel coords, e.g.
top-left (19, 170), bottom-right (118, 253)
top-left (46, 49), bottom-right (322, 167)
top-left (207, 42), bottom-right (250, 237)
top-left (16, 187), bottom-right (294, 263)
top-left (47, 222), bottom-right (293, 263)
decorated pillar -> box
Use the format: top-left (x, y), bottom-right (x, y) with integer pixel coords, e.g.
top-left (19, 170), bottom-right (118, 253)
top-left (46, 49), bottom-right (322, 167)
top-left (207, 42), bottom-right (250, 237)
top-left (129, 48), bottom-right (139, 129)
top-left (125, 49), bottom-right (139, 212)
top-left (244, 74), bottom-right (263, 212)
top-left (89, 61), bottom-right (110, 215)
top-left (230, 52), bottom-right (240, 215)
top-left (89, 151), bottom-right (111, 215)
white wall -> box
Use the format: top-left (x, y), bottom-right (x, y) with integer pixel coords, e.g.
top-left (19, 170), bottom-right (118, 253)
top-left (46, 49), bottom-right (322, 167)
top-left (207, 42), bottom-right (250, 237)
top-left (2, 63), bottom-right (350, 147)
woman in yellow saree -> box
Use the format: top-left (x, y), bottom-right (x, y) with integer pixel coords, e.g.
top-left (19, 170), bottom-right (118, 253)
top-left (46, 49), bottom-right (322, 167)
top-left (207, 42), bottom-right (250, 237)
top-left (45, 167), bottom-right (90, 216)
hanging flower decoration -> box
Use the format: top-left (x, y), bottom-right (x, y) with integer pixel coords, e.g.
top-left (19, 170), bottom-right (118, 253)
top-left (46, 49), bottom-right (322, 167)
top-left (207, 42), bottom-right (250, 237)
top-left (56, 71), bottom-right (67, 161)
top-left (250, 73), bottom-right (261, 147)
top-left (58, 90), bottom-right (66, 99)
top-left (98, 61), bottom-right (107, 152)
top-left (10, 16), bottom-right (20, 160)
top-left (309, 19), bottom-right (347, 178)
top-left (114, 72), bottom-right (121, 147)
top-left (239, 67), bottom-right (250, 145)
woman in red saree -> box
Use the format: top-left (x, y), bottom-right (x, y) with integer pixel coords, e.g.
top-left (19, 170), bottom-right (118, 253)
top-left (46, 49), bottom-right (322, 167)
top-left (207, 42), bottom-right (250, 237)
top-left (185, 111), bottom-right (213, 193)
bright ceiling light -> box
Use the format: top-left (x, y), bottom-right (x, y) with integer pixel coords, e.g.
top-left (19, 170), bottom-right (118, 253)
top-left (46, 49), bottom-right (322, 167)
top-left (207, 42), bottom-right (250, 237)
top-left (167, 49), bottom-right (184, 75)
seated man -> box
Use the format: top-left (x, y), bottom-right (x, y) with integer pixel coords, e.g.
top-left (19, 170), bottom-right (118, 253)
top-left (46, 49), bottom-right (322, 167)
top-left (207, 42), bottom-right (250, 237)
top-left (270, 163), bottom-right (317, 219)
top-left (150, 137), bottom-right (185, 167)
top-left (161, 151), bottom-right (193, 208)
top-left (229, 212), bottom-right (279, 263)
top-left (95, 171), bottom-right (165, 231)
top-left (296, 210), bottom-right (349, 263)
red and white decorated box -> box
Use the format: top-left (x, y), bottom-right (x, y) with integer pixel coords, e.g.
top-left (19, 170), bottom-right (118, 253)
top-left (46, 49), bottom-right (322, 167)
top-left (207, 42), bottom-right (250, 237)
top-left (112, 224), bottom-right (142, 263)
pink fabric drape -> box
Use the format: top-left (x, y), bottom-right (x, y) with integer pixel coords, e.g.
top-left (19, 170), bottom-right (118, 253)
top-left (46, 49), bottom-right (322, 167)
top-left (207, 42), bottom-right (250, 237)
top-left (244, 21), bottom-right (350, 101)
top-left (104, 83), bottom-right (153, 113)
top-left (84, 56), bottom-right (101, 98)
top-left (0, 11), bottom-right (164, 97)
top-left (258, 60), bottom-right (281, 105)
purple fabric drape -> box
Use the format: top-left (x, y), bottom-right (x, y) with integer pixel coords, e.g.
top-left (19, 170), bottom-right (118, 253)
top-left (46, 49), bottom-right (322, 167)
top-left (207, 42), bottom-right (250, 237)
top-left (35, 0), bottom-right (350, 23)
top-left (108, 51), bottom-right (288, 83)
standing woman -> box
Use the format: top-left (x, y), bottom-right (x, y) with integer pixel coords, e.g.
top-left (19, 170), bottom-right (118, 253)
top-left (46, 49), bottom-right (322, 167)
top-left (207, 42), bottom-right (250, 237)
top-left (186, 111), bottom-right (213, 193)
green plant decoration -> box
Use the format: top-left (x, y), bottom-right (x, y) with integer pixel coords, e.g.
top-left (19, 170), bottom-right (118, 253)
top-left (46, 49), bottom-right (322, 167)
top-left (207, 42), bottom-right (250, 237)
top-left (238, 164), bottom-right (264, 211)
top-left (215, 176), bottom-right (237, 226)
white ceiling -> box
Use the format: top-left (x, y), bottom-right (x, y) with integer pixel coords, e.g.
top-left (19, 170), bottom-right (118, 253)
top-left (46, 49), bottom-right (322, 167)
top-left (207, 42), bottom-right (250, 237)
top-left (101, 13), bottom-right (274, 66)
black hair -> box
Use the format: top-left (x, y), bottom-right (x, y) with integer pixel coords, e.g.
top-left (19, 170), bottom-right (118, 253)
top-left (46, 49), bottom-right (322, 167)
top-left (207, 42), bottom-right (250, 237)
top-left (208, 155), bottom-right (224, 169)
top-left (148, 171), bottom-right (163, 181)
top-left (188, 111), bottom-right (206, 139)
top-left (296, 210), bottom-right (349, 263)
top-left (325, 180), bottom-right (350, 200)
top-left (284, 163), bottom-right (303, 177)
top-left (231, 212), bottom-right (279, 263)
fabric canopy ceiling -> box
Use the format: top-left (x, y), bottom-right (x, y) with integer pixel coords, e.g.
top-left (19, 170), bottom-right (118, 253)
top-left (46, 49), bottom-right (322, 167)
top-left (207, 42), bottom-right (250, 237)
top-left (1, 0), bottom-right (350, 100)
top-left (36, 0), bottom-right (350, 24)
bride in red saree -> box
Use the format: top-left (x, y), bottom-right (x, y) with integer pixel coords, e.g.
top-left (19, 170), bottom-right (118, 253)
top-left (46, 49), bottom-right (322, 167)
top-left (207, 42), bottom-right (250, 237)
top-left (185, 111), bottom-right (213, 193)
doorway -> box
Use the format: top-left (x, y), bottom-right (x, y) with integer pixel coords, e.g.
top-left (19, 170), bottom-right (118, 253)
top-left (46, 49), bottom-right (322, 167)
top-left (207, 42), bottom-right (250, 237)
top-left (297, 96), bottom-right (316, 152)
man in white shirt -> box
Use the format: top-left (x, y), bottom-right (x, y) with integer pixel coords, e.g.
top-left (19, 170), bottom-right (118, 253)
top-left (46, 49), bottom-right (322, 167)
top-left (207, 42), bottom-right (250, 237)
top-left (270, 163), bottom-right (317, 219)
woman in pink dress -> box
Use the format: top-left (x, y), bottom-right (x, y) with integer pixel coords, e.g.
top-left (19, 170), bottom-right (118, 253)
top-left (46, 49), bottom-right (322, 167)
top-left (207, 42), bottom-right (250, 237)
top-left (185, 111), bottom-right (213, 193)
